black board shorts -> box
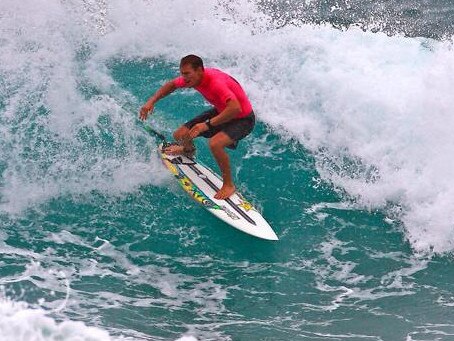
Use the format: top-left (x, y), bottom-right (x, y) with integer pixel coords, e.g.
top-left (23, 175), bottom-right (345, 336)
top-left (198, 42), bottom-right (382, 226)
top-left (184, 108), bottom-right (255, 149)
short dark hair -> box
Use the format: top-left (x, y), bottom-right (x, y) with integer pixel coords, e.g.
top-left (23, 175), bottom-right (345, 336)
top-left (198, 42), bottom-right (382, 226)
top-left (180, 55), bottom-right (204, 70)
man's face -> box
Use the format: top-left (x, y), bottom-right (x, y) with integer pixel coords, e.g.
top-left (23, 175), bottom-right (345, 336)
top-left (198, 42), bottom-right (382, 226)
top-left (180, 64), bottom-right (204, 87)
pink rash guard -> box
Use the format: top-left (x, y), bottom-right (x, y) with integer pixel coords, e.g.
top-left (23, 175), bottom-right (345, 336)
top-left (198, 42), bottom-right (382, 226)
top-left (173, 68), bottom-right (253, 119)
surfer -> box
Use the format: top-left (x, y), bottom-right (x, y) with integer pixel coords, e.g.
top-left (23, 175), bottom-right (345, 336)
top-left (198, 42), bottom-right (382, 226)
top-left (140, 55), bottom-right (255, 200)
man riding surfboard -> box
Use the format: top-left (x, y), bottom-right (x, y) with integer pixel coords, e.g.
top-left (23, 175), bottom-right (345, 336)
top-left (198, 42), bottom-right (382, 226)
top-left (140, 55), bottom-right (255, 200)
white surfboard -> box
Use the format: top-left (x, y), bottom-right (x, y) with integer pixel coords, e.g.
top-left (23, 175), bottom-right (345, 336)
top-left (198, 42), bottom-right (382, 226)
top-left (158, 143), bottom-right (278, 241)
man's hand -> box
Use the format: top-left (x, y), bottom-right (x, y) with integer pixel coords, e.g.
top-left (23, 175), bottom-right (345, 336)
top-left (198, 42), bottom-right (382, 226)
top-left (189, 122), bottom-right (209, 139)
top-left (139, 102), bottom-right (155, 121)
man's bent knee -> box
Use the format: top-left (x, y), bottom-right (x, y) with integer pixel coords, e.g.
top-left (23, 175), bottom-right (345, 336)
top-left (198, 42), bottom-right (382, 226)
top-left (209, 139), bottom-right (221, 152)
top-left (173, 126), bottom-right (190, 141)
top-left (209, 134), bottom-right (233, 151)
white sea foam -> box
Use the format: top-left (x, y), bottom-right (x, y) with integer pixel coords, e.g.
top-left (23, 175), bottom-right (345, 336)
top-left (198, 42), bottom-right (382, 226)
top-left (0, 298), bottom-right (114, 341)
top-left (1, 0), bottom-right (453, 254)
top-left (175, 337), bottom-right (199, 341)
top-left (0, 0), bottom-right (168, 214)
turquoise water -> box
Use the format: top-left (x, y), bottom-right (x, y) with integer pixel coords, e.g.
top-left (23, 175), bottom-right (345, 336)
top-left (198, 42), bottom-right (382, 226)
top-left (1, 1), bottom-right (454, 340)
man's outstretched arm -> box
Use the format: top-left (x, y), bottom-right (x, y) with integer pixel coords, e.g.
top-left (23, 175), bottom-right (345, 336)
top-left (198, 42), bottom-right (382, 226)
top-left (140, 80), bottom-right (177, 120)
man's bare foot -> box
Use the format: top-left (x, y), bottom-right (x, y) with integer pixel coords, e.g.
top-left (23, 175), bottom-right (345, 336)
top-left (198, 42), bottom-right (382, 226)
top-left (164, 144), bottom-right (185, 155)
top-left (214, 184), bottom-right (236, 200)
top-left (164, 144), bottom-right (196, 158)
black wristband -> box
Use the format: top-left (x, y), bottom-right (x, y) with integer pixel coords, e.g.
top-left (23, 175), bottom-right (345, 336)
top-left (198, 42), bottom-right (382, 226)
top-left (205, 119), bottom-right (214, 130)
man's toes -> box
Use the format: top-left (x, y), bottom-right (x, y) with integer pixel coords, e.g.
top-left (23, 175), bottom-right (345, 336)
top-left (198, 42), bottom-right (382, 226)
top-left (164, 145), bottom-right (183, 155)
top-left (214, 187), bottom-right (235, 200)
top-left (214, 190), bottom-right (224, 200)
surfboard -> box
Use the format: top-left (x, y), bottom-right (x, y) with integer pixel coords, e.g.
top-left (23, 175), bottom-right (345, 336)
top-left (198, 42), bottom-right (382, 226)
top-left (158, 143), bottom-right (278, 241)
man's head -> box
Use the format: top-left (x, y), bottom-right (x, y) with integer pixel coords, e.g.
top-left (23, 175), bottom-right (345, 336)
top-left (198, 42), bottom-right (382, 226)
top-left (180, 55), bottom-right (204, 87)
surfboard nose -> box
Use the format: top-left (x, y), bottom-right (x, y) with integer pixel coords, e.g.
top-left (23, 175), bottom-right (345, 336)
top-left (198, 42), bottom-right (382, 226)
top-left (262, 231), bottom-right (279, 241)
top-left (249, 222), bottom-right (279, 241)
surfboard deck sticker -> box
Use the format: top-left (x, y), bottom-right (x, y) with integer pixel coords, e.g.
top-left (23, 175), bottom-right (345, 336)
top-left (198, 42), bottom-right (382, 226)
top-left (158, 143), bottom-right (279, 241)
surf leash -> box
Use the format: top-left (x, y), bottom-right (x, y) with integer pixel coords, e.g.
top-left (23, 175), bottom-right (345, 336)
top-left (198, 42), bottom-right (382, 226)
top-left (122, 102), bottom-right (169, 144)
top-left (142, 124), bottom-right (168, 143)
top-left (138, 107), bottom-right (167, 142)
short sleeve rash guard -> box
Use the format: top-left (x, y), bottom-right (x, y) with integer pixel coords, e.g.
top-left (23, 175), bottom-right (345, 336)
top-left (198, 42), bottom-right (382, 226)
top-left (173, 68), bottom-right (253, 118)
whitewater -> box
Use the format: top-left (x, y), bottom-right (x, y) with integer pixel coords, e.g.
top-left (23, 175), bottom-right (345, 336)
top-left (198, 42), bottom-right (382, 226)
top-left (1, 0), bottom-right (454, 340)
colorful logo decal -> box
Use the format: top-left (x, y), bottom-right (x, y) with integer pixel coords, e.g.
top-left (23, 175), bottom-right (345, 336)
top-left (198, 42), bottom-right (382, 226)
top-left (163, 159), bottom-right (178, 176)
top-left (179, 176), bottom-right (217, 209)
top-left (161, 153), bottom-right (254, 222)
top-left (238, 200), bottom-right (254, 212)
top-left (162, 156), bottom-right (221, 210)
top-left (221, 206), bottom-right (240, 220)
